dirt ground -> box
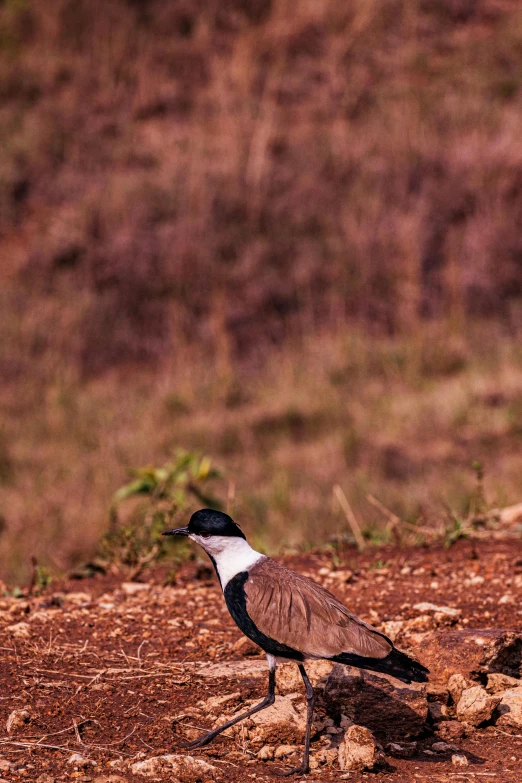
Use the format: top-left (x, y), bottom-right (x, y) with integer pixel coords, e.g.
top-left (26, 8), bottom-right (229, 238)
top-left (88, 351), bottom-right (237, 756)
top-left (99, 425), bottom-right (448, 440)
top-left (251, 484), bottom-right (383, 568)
top-left (1, 538), bottom-right (522, 783)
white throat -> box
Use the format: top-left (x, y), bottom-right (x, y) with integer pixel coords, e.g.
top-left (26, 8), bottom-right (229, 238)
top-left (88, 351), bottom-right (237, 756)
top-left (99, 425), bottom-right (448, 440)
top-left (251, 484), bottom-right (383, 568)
top-left (190, 535), bottom-right (264, 590)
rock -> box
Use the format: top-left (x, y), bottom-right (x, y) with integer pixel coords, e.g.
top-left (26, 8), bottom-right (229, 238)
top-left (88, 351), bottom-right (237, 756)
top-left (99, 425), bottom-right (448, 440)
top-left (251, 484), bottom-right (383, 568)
top-left (196, 691), bottom-right (241, 715)
top-left (62, 592), bottom-right (92, 604)
top-left (338, 724), bottom-right (378, 771)
top-left (435, 720), bottom-right (466, 741)
top-left (496, 686), bottom-right (522, 730)
top-left (448, 674), bottom-right (469, 705)
top-left (385, 741), bottom-right (417, 758)
top-left (428, 702), bottom-right (448, 722)
top-left (426, 684), bottom-right (449, 704)
top-left (277, 660), bottom-right (334, 695)
top-left (416, 629), bottom-right (522, 685)
top-left (311, 747), bottom-right (338, 767)
top-left (435, 721), bottom-right (466, 741)
top-left (452, 753), bottom-right (469, 767)
top-left (36, 775), bottom-right (55, 783)
top-left (121, 582), bottom-right (150, 596)
top-left (432, 741), bottom-right (458, 753)
top-left (67, 753), bottom-right (96, 768)
top-left (93, 776), bottom-right (129, 783)
top-left (487, 673), bottom-right (520, 694)
top-left (273, 744), bottom-right (299, 759)
top-left (0, 761), bottom-right (12, 773)
top-left (131, 754), bottom-right (214, 780)
top-left (257, 745), bottom-right (274, 760)
top-left (231, 636), bottom-right (262, 656)
top-left (222, 695), bottom-right (305, 746)
top-left (456, 685), bottom-right (501, 726)
top-left (324, 664), bottom-right (427, 741)
top-left (380, 621), bottom-right (404, 642)
top-left (6, 708), bottom-right (31, 733)
top-left (413, 603), bottom-right (461, 618)
top-left (7, 621), bottom-right (31, 638)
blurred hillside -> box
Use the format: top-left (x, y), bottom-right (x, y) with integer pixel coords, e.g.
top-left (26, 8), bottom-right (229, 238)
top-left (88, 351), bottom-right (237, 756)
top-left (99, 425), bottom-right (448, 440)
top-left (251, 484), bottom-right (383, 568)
top-left (1, 0), bottom-right (522, 581)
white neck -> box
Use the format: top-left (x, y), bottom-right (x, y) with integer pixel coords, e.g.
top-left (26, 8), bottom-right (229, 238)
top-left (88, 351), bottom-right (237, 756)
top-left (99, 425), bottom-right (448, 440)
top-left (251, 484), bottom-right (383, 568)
top-left (191, 535), bottom-right (264, 590)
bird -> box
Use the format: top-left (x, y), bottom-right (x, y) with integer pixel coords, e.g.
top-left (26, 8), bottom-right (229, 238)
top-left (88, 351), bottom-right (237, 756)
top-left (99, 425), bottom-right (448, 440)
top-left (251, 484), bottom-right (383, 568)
top-left (163, 508), bottom-right (429, 775)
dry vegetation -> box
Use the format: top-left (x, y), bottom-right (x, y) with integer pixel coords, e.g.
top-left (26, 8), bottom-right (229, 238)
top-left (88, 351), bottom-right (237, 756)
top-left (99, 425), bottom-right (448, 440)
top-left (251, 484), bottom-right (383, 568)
top-left (1, 0), bottom-right (522, 582)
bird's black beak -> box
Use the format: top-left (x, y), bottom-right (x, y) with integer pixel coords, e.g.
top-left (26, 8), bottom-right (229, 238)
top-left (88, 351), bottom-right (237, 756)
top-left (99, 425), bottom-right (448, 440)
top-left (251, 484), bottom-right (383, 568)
top-left (162, 526), bottom-right (190, 537)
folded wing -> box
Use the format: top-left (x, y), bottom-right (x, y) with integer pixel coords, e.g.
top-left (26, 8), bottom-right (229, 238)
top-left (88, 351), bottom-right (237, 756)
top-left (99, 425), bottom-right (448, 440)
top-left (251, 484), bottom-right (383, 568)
top-left (244, 559), bottom-right (392, 660)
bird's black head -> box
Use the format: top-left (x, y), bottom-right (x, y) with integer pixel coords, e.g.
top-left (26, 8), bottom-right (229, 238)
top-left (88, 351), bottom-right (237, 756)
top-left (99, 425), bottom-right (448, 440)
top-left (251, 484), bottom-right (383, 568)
top-left (163, 508), bottom-right (246, 540)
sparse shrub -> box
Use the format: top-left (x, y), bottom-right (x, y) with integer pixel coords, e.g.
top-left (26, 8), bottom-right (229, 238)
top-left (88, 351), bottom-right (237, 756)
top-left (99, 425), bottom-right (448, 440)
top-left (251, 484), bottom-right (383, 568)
top-left (100, 450), bottom-right (223, 577)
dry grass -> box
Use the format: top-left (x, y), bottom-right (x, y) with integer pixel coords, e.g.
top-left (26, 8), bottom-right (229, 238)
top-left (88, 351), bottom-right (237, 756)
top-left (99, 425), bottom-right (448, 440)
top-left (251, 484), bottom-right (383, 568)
top-left (2, 323), bottom-right (522, 583)
top-left (1, 0), bottom-right (522, 581)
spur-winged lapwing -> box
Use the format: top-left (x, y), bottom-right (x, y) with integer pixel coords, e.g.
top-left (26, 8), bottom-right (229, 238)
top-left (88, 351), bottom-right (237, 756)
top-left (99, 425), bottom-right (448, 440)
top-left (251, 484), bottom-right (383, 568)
top-left (164, 509), bottom-right (428, 775)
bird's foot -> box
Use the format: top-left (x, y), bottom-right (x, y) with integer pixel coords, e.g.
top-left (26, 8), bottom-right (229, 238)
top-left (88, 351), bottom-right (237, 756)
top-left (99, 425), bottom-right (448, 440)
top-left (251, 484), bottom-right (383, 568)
top-left (176, 732), bottom-right (215, 750)
top-left (274, 763), bottom-right (309, 777)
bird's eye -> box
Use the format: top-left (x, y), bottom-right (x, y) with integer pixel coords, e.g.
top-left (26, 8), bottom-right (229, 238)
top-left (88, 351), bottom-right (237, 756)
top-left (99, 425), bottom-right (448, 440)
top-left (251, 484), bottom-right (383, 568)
top-left (201, 532), bottom-right (211, 539)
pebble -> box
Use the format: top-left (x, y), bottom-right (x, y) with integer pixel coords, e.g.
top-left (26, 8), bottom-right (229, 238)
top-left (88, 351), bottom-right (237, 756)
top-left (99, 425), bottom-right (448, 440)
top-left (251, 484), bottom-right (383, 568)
top-left (452, 753), bottom-right (469, 767)
top-left (6, 708), bottom-right (31, 734)
top-left (67, 753), bottom-right (96, 768)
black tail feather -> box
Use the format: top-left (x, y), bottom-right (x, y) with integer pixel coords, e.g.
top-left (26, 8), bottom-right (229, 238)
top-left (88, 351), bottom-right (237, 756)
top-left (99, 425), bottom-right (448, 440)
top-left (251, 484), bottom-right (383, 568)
top-left (332, 647), bottom-right (429, 684)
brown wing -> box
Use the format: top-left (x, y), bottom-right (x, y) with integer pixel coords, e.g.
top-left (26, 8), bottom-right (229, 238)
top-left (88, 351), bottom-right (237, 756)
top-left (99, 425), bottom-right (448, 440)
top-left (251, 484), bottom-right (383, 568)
top-left (244, 559), bottom-right (392, 660)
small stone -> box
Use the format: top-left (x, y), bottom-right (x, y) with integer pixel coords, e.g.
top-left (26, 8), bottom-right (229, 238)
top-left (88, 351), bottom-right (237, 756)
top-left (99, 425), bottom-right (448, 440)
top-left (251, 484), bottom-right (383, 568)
top-left (273, 745), bottom-right (299, 759)
top-left (380, 621), bottom-right (404, 642)
top-left (196, 691), bottom-right (241, 714)
top-left (435, 720), bottom-right (466, 741)
top-left (62, 592), bottom-right (92, 604)
top-left (497, 686), bottom-right (522, 730)
top-left (452, 753), bottom-right (469, 767)
top-left (6, 708), bottom-right (31, 734)
top-left (231, 636), bottom-right (261, 656)
top-left (340, 714), bottom-right (353, 730)
top-left (257, 745), bottom-right (274, 761)
top-left (312, 748), bottom-right (338, 767)
top-left (0, 761), bottom-right (13, 773)
top-left (486, 673), bottom-right (520, 694)
top-left (432, 741), bottom-right (458, 753)
top-left (385, 741), bottom-right (417, 758)
top-left (276, 659), bottom-right (334, 695)
top-left (67, 753), bottom-right (96, 768)
top-left (7, 621), bottom-right (31, 638)
top-left (36, 775), bottom-right (55, 783)
top-left (413, 603), bottom-right (461, 617)
top-left (121, 582), bottom-right (150, 596)
top-left (448, 674), bottom-right (469, 705)
top-left (93, 776), bottom-right (128, 783)
top-left (338, 724), bottom-right (377, 771)
top-left (228, 695), bottom-right (305, 746)
top-left (456, 685), bottom-right (501, 726)
top-left (131, 754), bottom-right (215, 779)
top-left (428, 702), bottom-right (448, 722)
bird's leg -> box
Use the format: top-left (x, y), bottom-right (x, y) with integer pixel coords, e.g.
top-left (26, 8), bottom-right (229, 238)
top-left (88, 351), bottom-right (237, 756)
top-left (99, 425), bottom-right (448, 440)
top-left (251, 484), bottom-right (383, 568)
top-left (279, 663), bottom-right (315, 776)
top-left (181, 666), bottom-right (276, 749)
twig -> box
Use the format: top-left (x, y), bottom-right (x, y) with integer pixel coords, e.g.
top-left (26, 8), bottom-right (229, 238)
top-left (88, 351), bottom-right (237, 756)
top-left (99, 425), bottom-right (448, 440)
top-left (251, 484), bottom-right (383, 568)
top-left (27, 555), bottom-right (38, 597)
top-left (333, 485), bottom-right (365, 551)
top-left (136, 640), bottom-right (147, 666)
top-left (366, 494), bottom-right (402, 528)
top-left (127, 544), bottom-right (159, 582)
top-left (73, 719), bottom-right (83, 745)
top-left (79, 725), bottom-right (137, 748)
top-left (367, 494), bottom-right (435, 537)
top-left (0, 740), bottom-right (71, 753)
